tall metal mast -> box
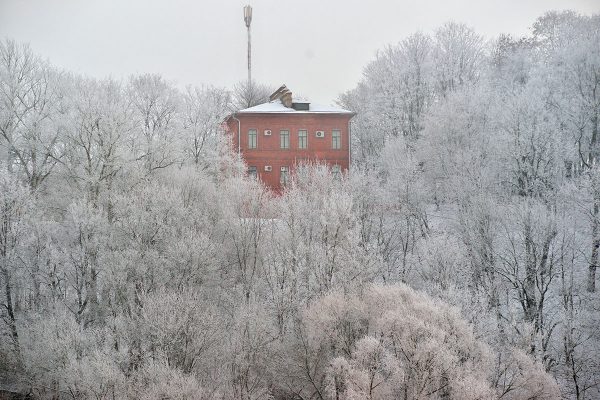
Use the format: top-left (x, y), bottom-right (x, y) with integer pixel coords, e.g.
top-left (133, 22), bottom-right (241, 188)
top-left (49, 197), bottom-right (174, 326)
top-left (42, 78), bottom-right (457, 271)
top-left (243, 5), bottom-right (253, 86)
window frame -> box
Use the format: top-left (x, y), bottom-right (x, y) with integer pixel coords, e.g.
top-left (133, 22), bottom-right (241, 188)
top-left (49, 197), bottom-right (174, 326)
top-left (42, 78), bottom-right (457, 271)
top-left (247, 166), bottom-right (258, 180)
top-left (298, 129), bottom-right (308, 149)
top-left (280, 129), bottom-right (290, 149)
top-left (280, 165), bottom-right (289, 186)
top-left (332, 129), bottom-right (341, 150)
top-left (248, 129), bottom-right (257, 149)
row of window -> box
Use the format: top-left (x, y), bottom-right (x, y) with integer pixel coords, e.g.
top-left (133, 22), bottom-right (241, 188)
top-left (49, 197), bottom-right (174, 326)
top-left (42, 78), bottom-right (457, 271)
top-left (247, 129), bottom-right (341, 150)
top-left (247, 165), bottom-right (342, 185)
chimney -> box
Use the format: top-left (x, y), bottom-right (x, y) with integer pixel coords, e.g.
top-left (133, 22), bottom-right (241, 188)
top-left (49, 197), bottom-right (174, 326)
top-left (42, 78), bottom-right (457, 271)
top-left (281, 91), bottom-right (293, 108)
top-left (269, 84), bottom-right (293, 108)
top-left (269, 84), bottom-right (288, 101)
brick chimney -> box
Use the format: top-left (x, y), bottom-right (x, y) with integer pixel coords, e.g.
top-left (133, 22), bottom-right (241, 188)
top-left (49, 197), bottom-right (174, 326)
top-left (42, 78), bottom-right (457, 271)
top-left (269, 84), bottom-right (288, 101)
top-left (281, 91), bottom-right (293, 108)
top-left (269, 84), bottom-right (293, 108)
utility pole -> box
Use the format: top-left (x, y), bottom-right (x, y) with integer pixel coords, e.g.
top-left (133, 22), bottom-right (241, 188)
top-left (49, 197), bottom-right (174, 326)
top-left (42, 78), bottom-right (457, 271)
top-left (244, 5), bottom-right (252, 87)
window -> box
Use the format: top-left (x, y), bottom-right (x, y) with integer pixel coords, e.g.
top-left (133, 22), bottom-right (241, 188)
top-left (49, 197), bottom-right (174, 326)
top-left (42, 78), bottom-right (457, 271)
top-left (280, 130), bottom-right (290, 149)
top-left (298, 130), bottom-right (308, 149)
top-left (332, 130), bottom-right (341, 149)
top-left (248, 129), bottom-right (257, 149)
top-left (280, 166), bottom-right (289, 186)
top-left (332, 165), bottom-right (341, 180)
top-left (248, 166), bottom-right (257, 180)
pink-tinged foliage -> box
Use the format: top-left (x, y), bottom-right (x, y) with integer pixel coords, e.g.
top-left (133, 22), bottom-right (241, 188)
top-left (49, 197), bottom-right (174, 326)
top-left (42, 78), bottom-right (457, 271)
top-left (291, 284), bottom-right (559, 400)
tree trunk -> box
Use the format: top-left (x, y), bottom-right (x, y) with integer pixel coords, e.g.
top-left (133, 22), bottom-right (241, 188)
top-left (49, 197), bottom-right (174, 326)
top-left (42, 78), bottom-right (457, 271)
top-left (88, 262), bottom-right (99, 325)
top-left (588, 200), bottom-right (598, 293)
top-left (588, 114), bottom-right (599, 292)
top-left (524, 219), bottom-right (538, 328)
top-left (2, 266), bottom-right (21, 356)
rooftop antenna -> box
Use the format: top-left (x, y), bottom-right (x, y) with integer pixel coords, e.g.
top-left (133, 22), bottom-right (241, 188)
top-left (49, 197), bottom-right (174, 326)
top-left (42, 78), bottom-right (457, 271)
top-left (243, 5), bottom-right (253, 87)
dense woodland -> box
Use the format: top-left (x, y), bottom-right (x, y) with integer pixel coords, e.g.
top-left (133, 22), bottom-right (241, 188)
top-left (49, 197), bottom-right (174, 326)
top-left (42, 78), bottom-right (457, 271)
top-left (1, 10), bottom-right (599, 400)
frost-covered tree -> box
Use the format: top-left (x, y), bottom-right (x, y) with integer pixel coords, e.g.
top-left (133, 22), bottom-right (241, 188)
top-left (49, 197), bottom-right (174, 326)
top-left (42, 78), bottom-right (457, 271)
top-left (339, 32), bottom-right (433, 165)
top-left (64, 77), bottom-right (132, 218)
top-left (127, 74), bottom-right (181, 174)
top-left (275, 284), bottom-right (559, 400)
top-left (0, 40), bottom-right (67, 190)
top-left (432, 22), bottom-right (485, 97)
top-left (182, 85), bottom-right (231, 165)
top-left (0, 166), bottom-right (30, 363)
top-left (231, 80), bottom-right (273, 111)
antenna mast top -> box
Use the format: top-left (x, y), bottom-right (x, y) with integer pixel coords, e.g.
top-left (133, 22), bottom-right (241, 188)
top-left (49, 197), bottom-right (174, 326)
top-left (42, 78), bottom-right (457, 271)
top-left (244, 5), bottom-right (252, 28)
top-left (244, 5), bottom-right (253, 85)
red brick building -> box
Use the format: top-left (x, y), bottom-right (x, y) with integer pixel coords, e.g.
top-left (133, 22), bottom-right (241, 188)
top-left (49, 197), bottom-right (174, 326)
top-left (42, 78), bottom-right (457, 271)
top-left (226, 85), bottom-right (354, 192)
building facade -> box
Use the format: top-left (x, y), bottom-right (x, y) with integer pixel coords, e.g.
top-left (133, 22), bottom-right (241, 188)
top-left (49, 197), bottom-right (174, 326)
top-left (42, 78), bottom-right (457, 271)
top-left (226, 85), bottom-right (354, 192)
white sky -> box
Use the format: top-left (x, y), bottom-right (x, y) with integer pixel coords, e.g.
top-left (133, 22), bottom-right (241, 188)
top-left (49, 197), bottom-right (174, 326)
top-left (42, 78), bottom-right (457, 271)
top-left (1, 0), bottom-right (599, 103)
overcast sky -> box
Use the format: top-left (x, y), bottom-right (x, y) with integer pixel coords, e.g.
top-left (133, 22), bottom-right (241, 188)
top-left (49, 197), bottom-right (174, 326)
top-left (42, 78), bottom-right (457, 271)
top-left (1, 0), bottom-right (599, 103)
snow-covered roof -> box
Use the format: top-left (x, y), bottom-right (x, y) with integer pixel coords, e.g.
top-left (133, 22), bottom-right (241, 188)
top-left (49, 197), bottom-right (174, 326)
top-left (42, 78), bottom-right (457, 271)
top-left (237, 100), bottom-right (354, 114)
